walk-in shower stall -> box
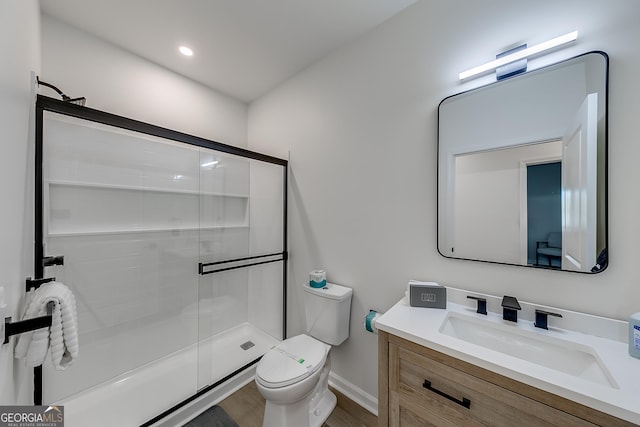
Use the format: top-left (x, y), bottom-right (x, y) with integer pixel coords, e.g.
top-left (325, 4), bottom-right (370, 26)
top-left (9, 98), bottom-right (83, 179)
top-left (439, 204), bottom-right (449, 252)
top-left (33, 96), bottom-right (287, 426)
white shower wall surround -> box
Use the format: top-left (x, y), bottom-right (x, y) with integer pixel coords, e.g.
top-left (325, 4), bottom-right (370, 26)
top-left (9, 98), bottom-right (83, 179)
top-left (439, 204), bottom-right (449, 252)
top-left (36, 103), bottom-right (286, 425)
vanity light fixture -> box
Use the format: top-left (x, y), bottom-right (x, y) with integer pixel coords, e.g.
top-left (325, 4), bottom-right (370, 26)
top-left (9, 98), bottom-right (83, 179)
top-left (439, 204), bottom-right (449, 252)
top-left (179, 46), bottom-right (194, 57)
top-left (459, 30), bottom-right (578, 80)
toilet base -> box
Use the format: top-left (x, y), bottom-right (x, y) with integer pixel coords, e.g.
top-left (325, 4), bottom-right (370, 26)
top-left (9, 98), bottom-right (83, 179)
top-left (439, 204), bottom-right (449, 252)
top-left (309, 388), bottom-right (337, 427)
top-left (262, 388), bottom-right (336, 427)
top-left (260, 355), bottom-right (336, 427)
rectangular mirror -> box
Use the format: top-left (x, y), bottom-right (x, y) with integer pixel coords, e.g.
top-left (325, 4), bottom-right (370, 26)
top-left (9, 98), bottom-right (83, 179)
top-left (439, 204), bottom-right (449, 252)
top-left (438, 52), bottom-right (608, 273)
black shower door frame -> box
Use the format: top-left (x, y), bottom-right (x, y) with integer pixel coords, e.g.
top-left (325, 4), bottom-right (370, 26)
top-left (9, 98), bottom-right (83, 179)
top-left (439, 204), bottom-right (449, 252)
top-left (34, 95), bottom-right (288, 418)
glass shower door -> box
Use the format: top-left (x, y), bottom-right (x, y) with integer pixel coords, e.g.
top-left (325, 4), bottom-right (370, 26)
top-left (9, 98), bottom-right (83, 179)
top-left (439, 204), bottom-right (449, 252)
top-left (196, 150), bottom-right (285, 390)
top-left (39, 110), bottom-right (201, 424)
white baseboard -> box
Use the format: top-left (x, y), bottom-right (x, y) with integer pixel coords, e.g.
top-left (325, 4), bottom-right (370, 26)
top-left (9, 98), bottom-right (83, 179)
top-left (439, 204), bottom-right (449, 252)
top-left (152, 365), bottom-right (256, 427)
top-left (328, 371), bottom-right (378, 416)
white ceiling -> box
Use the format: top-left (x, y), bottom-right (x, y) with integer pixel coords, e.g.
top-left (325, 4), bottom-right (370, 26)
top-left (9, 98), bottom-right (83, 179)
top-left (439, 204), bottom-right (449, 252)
top-left (40, 0), bottom-right (416, 102)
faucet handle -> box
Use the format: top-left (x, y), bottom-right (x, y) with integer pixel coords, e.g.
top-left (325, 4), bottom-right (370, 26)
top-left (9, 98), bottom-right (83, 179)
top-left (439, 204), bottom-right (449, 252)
top-left (501, 295), bottom-right (521, 310)
top-left (534, 309), bottom-right (563, 330)
top-left (466, 295), bottom-right (487, 315)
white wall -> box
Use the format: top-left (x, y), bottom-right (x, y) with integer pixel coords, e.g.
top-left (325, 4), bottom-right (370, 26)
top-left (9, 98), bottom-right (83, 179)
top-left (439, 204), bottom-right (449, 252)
top-left (248, 0), bottom-right (640, 401)
top-left (41, 15), bottom-right (248, 147)
top-left (0, 0), bottom-right (41, 405)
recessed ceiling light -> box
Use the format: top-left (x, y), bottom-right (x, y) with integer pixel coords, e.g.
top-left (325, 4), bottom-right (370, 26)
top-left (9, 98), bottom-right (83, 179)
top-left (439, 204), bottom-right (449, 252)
top-left (179, 46), bottom-right (193, 57)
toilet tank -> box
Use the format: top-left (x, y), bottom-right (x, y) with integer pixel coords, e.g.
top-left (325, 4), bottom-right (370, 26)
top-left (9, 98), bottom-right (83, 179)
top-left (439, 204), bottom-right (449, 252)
top-left (303, 282), bottom-right (352, 345)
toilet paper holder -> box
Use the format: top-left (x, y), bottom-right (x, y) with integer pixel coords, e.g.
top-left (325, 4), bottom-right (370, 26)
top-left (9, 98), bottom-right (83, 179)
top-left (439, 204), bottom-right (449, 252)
top-left (364, 309), bottom-right (382, 334)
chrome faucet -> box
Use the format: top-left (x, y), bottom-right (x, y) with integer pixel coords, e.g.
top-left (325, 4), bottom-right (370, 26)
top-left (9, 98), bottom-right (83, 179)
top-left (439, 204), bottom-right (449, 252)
top-left (501, 296), bottom-right (521, 322)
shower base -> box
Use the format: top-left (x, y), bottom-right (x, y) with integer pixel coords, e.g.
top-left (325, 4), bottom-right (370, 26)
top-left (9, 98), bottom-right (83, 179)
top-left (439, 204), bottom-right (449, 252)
top-left (56, 322), bottom-right (278, 427)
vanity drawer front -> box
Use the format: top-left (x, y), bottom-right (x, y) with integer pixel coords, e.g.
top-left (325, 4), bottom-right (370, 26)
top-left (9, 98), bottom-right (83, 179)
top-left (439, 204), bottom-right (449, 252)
top-left (389, 391), bottom-right (482, 427)
top-left (390, 343), bottom-right (597, 427)
top-left (390, 388), bottom-right (480, 427)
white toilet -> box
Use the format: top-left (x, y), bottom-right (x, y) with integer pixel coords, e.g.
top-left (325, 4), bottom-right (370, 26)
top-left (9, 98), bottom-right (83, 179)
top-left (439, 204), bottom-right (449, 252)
top-left (255, 282), bottom-right (352, 427)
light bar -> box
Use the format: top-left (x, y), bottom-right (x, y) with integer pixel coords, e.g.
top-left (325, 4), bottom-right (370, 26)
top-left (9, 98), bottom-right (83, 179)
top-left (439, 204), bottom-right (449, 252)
top-left (459, 31), bottom-right (578, 80)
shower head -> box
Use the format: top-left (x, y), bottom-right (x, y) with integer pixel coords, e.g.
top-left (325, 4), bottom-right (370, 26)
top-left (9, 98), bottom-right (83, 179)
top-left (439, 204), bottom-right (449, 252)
top-left (37, 77), bottom-right (86, 106)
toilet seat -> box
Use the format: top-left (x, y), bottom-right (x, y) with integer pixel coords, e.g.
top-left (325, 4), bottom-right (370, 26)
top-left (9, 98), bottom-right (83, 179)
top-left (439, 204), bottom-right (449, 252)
top-left (256, 334), bottom-right (330, 388)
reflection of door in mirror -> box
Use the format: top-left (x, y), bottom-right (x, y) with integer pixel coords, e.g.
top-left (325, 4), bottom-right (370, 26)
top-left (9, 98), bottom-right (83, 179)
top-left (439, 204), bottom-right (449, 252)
top-left (562, 93), bottom-right (598, 272)
top-left (453, 142), bottom-right (561, 265)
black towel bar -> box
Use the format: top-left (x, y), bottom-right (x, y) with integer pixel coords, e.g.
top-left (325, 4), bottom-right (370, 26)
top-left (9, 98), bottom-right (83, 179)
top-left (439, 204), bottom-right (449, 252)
top-left (43, 255), bottom-right (64, 268)
top-left (3, 301), bottom-right (54, 344)
top-left (25, 277), bottom-right (56, 292)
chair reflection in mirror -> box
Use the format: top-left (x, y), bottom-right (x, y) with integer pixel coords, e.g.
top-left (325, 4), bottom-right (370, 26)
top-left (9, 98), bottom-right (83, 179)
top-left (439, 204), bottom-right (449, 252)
top-left (536, 232), bottom-right (562, 268)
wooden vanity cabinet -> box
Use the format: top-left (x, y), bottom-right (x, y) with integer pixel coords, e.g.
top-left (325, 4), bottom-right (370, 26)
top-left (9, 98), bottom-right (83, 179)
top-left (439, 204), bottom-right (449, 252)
top-left (378, 331), bottom-right (634, 427)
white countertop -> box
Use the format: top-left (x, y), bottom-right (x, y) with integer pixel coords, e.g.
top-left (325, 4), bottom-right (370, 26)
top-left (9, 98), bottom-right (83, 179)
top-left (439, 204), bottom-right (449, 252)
top-left (376, 287), bottom-right (640, 424)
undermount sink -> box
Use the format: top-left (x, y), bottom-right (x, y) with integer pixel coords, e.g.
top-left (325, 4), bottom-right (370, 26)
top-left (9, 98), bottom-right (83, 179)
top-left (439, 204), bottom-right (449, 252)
top-left (439, 311), bottom-right (618, 388)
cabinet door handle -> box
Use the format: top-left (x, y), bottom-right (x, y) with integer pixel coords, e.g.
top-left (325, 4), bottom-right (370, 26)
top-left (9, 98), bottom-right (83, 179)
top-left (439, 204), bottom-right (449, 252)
top-left (423, 379), bottom-right (471, 409)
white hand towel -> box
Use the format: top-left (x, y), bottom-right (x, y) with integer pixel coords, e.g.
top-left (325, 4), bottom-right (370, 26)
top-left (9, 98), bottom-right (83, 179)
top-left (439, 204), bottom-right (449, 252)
top-left (14, 282), bottom-right (79, 370)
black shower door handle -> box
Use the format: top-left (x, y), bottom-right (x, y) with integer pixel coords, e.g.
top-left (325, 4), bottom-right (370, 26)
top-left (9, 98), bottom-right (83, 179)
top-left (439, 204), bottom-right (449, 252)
top-left (423, 379), bottom-right (471, 409)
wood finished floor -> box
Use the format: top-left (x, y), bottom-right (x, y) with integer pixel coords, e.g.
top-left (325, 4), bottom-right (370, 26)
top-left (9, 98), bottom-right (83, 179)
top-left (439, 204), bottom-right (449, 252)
top-left (218, 381), bottom-right (377, 427)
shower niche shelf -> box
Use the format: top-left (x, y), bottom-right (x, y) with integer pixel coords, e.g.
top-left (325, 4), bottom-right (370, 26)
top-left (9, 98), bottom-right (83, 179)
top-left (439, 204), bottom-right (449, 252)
top-left (46, 225), bottom-right (250, 238)
top-left (45, 179), bottom-right (249, 198)
top-left (45, 181), bottom-right (249, 236)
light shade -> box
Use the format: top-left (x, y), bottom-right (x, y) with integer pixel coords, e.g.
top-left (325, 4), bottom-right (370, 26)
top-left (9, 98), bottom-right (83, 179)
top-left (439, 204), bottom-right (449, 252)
top-left (459, 31), bottom-right (578, 80)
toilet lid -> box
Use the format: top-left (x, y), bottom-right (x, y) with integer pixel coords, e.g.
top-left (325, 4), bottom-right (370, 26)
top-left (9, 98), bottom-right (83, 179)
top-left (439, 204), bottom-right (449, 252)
top-left (256, 335), bottom-right (329, 388)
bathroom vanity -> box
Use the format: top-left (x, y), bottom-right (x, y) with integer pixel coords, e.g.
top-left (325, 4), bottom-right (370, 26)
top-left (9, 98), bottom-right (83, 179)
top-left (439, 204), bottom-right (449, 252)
top-left (376, 289), bottom-right (639, 426)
